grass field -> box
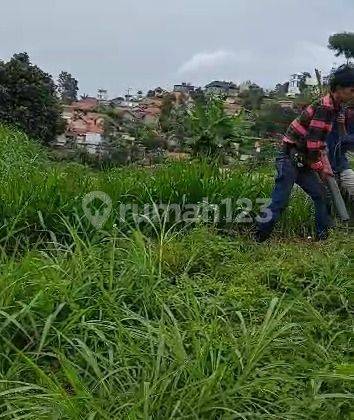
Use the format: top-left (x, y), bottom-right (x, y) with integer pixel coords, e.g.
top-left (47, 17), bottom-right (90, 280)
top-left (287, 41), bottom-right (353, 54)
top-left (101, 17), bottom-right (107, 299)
top-left (0, 126), bottom-right (353, 419)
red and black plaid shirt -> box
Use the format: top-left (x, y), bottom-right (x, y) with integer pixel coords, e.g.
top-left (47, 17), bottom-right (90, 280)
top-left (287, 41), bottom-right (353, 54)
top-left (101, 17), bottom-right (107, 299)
top-left (283, 94), bottom-right (339, 170)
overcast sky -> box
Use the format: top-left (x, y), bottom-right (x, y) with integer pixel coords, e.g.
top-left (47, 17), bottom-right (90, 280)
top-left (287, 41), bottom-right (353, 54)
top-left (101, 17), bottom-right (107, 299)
top-left (2, 0), bottom-right (353, 97)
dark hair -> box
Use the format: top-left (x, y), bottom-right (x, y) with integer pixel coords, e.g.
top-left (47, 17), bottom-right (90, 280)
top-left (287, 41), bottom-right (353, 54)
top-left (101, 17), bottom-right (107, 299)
top-left (330, 65), bottom-right (354, 91)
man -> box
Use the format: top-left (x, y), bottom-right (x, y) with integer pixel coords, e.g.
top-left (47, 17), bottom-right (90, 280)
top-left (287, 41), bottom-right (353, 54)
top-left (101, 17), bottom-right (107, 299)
top-left (256, 65), bottom-right (354, 242)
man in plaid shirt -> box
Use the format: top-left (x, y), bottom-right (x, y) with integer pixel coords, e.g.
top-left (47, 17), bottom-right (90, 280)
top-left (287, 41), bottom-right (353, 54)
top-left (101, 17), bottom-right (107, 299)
top-left (256, 66), bottom-right (354, 242)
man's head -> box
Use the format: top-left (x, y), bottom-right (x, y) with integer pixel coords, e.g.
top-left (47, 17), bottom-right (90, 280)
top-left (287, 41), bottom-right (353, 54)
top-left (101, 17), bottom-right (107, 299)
top-left (330, 65), bottom-right (354, 103)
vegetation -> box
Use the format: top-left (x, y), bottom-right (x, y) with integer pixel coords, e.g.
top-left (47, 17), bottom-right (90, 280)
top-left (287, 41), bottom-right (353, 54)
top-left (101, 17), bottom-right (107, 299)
top-left (58, 71), bottom-right (79, 104)
top-left (238, 84), bottom-right (265, 111)
top-left (186, 97), bottom-right (254, 160)
top-left (0, 53), bottom-right (64, 144)
top-left (329, 32), bottom-right (354, 64)
top-left (0, 124), bottom-right (353, 419)
top-left (254, 101), bottom-right (297, 137)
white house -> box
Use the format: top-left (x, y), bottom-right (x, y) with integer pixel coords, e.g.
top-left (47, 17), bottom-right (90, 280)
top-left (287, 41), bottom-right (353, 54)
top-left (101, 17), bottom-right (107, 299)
top-left (97, 89), bottom-right (108, 102)
top-left (287, 73), bottom-right (317, 97)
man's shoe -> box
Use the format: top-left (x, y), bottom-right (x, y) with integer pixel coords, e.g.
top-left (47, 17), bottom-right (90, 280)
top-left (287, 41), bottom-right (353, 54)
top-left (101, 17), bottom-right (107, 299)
top-left (315, 231), bottom-right (329, 241)
top-left (254, 230), bottom-right (271, 243)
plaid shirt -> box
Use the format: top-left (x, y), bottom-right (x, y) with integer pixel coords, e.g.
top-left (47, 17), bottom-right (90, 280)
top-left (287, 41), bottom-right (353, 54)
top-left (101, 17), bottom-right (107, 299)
top-left (283, 94), bottom-right (339, 170)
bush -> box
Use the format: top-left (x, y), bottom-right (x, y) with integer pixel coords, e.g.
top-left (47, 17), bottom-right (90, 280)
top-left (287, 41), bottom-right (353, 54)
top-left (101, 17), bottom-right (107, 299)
top-left (254, 101), bottom-right (297, 136)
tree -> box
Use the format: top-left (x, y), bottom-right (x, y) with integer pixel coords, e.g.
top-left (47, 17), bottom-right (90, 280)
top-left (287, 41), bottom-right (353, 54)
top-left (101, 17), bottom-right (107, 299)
top-left (190, 87), bottom-right (206, 105)
top-left (298, 72), bottom-right (312, 93)
top-left (328, 32), bottom-right (354, 64)
top-left (239, 83), bottom-right (265, 110)
top-left (159, 94), bottom-right (175, 132)
top-left (271, 82), bottom-right (289, 98)
top-left (58, 71), bottom-right (79, 103)
top-left (0, 52), bottom-right (64, 144)
top-left (137, 125), bottom-right (167, 152)
top-left (254, 101), bottom-right (297, 136)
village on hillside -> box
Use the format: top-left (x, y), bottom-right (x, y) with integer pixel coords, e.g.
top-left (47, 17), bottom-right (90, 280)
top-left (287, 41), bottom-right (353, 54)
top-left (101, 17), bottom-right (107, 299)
top-left (52, 72), bottom-right (324, 164)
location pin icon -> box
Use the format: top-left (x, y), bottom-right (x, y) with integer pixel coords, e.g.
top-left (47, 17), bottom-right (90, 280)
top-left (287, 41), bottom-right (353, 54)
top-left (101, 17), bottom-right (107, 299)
top-left (82, 191), bottom-right (112, 229)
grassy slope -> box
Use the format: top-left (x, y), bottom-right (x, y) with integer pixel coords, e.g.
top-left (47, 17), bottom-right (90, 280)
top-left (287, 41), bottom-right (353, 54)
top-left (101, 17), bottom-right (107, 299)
top-left (0, 126), bottom-right (353, 419)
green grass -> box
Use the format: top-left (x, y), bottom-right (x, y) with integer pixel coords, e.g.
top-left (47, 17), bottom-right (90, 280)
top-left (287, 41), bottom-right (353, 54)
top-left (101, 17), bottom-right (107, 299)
top-left (0, 125), bottom-right (353, 419)
top-left (0, 126), bottom-right (314, 251)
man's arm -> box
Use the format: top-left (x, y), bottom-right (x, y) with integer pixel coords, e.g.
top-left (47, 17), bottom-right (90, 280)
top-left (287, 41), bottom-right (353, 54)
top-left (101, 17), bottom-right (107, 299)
top-left (305, 104), bottom-right (333, 170)
top-left (342, 134), bottom-right (354, 151)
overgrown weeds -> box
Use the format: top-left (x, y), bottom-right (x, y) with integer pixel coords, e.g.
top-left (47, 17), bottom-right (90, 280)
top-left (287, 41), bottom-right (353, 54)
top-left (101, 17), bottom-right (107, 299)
top-left (0, 125), bottom-right (353, 419)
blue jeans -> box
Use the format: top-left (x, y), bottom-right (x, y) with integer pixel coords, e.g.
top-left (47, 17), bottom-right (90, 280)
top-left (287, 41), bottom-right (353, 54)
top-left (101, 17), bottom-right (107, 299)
top-left (258, 152), bottom-right (332, 237)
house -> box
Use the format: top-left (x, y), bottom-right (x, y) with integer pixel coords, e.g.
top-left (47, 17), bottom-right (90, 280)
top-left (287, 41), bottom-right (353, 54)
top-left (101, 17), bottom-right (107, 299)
top-left (112, 94), bottom-right (142, 108)
top-left (97, 89), bottom-right (108, 102)
top-left (287, 73), bottom-right (303, 96)
top-left (147, 87), bottom-right (168, 98)
top-left (205, 81), bottom-right (239, 96)
top-left (54, 107), bottom-right (106, 155)
top-left (53, 96), bottom-right (111, 155)
top-left (173, 82), bottom-right (195, 94)
top-left (287, 73), bottom-right (317, 97)
top-left (110, 97), bottom-right (125, 107)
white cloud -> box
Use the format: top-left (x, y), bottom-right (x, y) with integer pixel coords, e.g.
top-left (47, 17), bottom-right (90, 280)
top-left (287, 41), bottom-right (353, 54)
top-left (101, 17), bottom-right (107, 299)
top-left (177, 49), bottom-right (251, 75)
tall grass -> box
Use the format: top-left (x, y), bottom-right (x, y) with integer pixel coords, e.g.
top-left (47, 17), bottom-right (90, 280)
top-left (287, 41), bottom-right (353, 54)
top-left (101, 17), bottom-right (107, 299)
top-left (0, 125), bottom-right (353, 419)
top-left (0, 225), bottom-right (353, 418)
top-left (0, 126), bottom-right (313, 253)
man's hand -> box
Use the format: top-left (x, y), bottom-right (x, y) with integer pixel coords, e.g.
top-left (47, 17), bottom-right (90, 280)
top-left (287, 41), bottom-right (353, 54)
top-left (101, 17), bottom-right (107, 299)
top-left (337, 113), bottom-right (347, 136)
top-left (320, 152), bottom-right (334, 179)
top-left (337, 113), bottom-right (346, 125)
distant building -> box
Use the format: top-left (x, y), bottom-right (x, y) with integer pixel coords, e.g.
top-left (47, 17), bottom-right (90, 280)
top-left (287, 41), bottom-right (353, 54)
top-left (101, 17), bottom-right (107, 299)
top-left (66, 112), bottom-right (105, 154)
top-left (287, 74), bottom-right (303, 96)
top-left (287, 73), bottom-right (317, 97)
top-left (97, 89), bottom-right (108, 102)
top-left (173, 82), bottom-right (195, 94)
top-left (111, 95), bottom-right (140, 108)
top-left (147, 87), bottom-right (167, 98)
top-left (205, 81), bottom-right (239, 96)
top-left (54, 99), bottom-right (106, 155)
top-left (110, 97), bottom-right (125, 107)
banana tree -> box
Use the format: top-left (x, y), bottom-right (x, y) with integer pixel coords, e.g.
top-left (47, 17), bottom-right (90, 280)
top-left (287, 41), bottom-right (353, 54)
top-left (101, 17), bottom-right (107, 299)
top-left (186, 97), bottom-right (252, 159)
